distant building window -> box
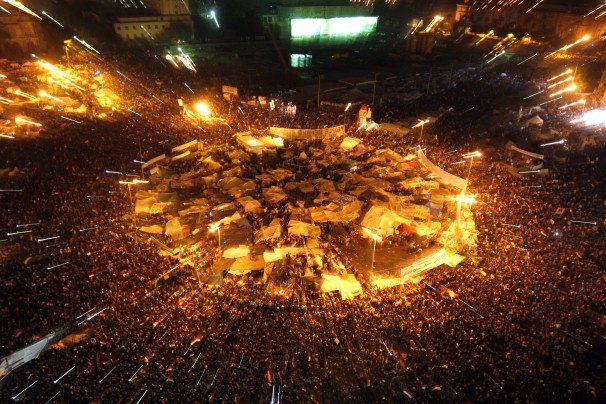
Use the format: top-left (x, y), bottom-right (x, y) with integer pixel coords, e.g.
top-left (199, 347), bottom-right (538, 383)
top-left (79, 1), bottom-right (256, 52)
top-left (148, 25), bottom-right (151, 29)
top-left (155, 25), bottom-right (158, 29)
top-left (117, 26), bottom-right (121, 31)
top-left (133, 25), bottom-right (137, 30)
top-left (125, 26), bottom-right (128, 30)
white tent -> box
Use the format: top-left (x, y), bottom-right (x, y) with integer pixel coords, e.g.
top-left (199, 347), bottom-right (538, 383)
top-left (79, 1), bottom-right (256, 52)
top-left (525, 115), bottom-right (543, 127)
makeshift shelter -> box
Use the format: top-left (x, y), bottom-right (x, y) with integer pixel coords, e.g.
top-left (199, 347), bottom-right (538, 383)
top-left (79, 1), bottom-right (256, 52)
top-left (256, 217), bottom-right (283, 241)
top-left (165, 217), bottom-right (191, 240)
top-left (524, 115), bottom-right (543, 127)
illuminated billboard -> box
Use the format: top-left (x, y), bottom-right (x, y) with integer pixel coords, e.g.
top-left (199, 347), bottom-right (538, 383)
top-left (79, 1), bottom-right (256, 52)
top-left (291, 16), bottom-right (378, 44)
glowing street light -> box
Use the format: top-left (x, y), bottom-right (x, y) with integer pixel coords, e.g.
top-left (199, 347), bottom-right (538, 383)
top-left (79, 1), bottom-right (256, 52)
top-left (362, 227), bottom-right (382, 271)
top-left (412, 118), bottom-right (430, 141)
top-left (195, 102), bottom-right (211, 118)
top-left (119, 179), bottom-right (149, 239)
top-left (209, 223), bottom-right (222, 253)
top-left (475, 29), bottom-right (494, 46)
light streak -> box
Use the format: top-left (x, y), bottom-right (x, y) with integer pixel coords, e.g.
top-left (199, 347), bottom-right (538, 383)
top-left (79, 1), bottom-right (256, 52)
top-left (585, 2), bottom-right (606, 17)
top-left (412, 118), bottom-right (430, 128)
top-left (76, 307), bottom-right (96, 319)
top-left (450, 160), bottom-right (466, 165)
top-left (210, 368), bottom-right (219, 387)
top-left (547, 76), bottom-right (573, 88)
top-left (43, 391), bottom-right (60, 404)
top-left (16, 222), bottom-right (40, 227)
top-left (39, 90), bottom-right (63, 102)
top-left (486, 50), bottom-right (506, 63)
top-left (140, 25), bottom-right (154, 40)
top-left (41, 10), bottom-right (64, 27)
top-left (504, 233), bottom-right (523, 238)
top-left (11, 380), bottom-right (38, 400)
top-left (549, 84), bottom-right (576, 97)
top-left (475, 29), bottom-right (494, 45)
top-left (540, 139), bottom-right (565, 146)
top-left (184, 82), bottom-right (194, 93)
top-left (37, 236), bottom-right (60, 242)
top-left (136, 390), bottom-right (148, 404)
top-left (525, 0), bottom-right (543, 13)
top-left (47, 262), bottom-right (69, 270)
top-left (98, 366), bottom-right (117, 384)
top-left (73, 36), bottom-right (100, 54)
top-left (3, 0), bottom-right (41, 19)
top-left (38, 60), bottom-right (72, 80)
top-left (15, 117), bottom-right (42, 126)
top-left (0, 188), bottom-right (22, 192)
top-left (128, 365), bottom-right (144, 382)
top-left (571, 220), bottom-right (597, 225)
top-left (210, 10), bottom-right (220, 28)
top-left (79, 226), bottom-right (98, 232)
top-left (519, 169), bottom-right (541, 174)
top-left (521, 185), bottom-right (541, 188)
top-left (423, 15), bottom-right (443, 33)
top-left (105, 170), bottom-right (122, 175)
top-left (86, 195), bottom-right (105, 199)
top-left (115, 70), bottom-right (131, 81)
top-left (0, 96), bottom-right (13, 104)
top-left (7, 230), bottom-right (32, 236)
top-left (60, 116), bottom-right (82, 123)
top-left (53, 366), bottom-right (76, 384)
top-left (501, 223), bottom-right (521, 228)
top-left (127, 108), bottom-right (142, 117)
top-left (165, 54), bottom-right (179, 68)
top-left (0, 4), bottom-right (11, 14)
top-left (558, 99), bottom-right (586, 110)
top-left (48, 77), bottom-right (70, 89)
top-left (0, 134), bottom-right (15, 139)
top-left (462, 150), bottom-right (482, 158)
top-left (517, 52), bottom-right (538, 65)
top-left (545, 35), bottom-right (590, 59)
top-left (539, 96), bottom-right (562, 106)
top-left (14, 90), bottom-right (39, 101)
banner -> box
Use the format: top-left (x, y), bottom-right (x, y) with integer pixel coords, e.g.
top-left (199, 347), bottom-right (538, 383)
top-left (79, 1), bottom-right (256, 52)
top-left (269, 125), bottom-right (344, 140)
top-left (172, 139), bottom-right (198, 154)
top-left (417, 150), bottom-right (467, 189)
top-left (510, 144), bottom-right (544, 160)
top-left (400, 248), bottom-right (449, 281)
top-left (222, 85), bottom-right (238, 96)
top-left (142, 154), bottom-right (167, 170)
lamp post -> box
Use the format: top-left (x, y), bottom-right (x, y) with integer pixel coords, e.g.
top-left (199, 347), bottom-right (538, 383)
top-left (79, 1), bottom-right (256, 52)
top-left (456, 151), bottom-right (481, 231)
top-left (344, 102), bottom-right (351, 132)
top-left (412, 118), bottom-right (430, 142)
top-left (119, 179), bottom-right (149, 239)
top-left (372, 73), bottom-right (379, 105)
top-left (362, 226), bottom-right (382, 271)
top-left (209, 223), bottom-right (222, 253)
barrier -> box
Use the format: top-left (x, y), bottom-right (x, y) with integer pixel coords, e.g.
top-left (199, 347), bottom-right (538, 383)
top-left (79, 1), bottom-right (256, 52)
top-left (269, 125), bottom-right (345, 141)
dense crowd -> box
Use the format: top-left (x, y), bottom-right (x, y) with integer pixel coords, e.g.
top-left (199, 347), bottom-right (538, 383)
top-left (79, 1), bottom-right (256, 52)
top-left (0, 44), bottom-right (604, 403)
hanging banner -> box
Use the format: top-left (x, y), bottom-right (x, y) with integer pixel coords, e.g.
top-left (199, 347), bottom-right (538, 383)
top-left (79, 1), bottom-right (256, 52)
top-left (269, 125), bottom-right (344, 140)
top-left (417, 150), bottom-right (467, 189)
top-left (510, 144), bottom-right (544, 160)
top-left (400, 248), bottom-right (449, 281)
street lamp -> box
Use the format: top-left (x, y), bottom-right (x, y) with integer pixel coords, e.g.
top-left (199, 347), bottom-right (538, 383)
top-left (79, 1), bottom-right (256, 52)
top-left (412, 118), bottom-right (430, 142)
top-left (372, 73), bottom-right (379, 105)
top-left (456, 151), bottom-right (481, 231)
top-left (119, 179), bottom-right (149, 239)
top-left (344, 102), bottom-right (351, 130)
top-left (362, 226), bottom-right (382, 271)
top-left (209, 223), bottom-right (222, 253)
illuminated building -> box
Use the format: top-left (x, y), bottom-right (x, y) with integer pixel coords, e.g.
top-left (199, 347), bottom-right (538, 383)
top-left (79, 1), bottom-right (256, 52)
top-left (0, 8), bottom-right (43, 59)
top-left (113, 0), bottom-right (193, 42)
top-left (262, 1), bottom-right (375, 69)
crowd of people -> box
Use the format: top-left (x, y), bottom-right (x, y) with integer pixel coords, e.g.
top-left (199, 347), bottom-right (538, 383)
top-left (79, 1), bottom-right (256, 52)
top-left (0, 42), bottom-right (604, 403)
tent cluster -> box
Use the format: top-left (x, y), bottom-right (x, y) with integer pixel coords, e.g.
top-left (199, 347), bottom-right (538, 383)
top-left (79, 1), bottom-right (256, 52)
top-left (133, 134), bottom-right (476, 299)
